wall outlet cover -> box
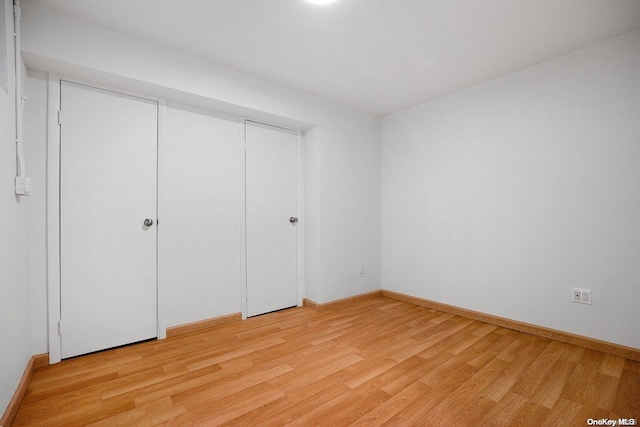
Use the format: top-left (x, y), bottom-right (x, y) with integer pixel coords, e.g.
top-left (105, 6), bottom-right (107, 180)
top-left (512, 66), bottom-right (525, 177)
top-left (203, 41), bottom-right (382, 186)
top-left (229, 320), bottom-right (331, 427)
top-left (571, 287), bottom-right (592, 305)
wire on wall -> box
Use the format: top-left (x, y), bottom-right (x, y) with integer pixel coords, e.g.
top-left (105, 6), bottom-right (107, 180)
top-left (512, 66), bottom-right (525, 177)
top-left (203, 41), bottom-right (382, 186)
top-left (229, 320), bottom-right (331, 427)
top-left (14, 0), bottom-right (30, 196)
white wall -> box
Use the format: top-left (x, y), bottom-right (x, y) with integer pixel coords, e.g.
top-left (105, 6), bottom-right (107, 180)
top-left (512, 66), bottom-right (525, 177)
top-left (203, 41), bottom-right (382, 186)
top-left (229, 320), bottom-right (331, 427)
top-left (381, 30), bottom-right (640, 349)
top-left (26, 70), bottom-right (47, 355)
top-left (0, 0), bottom-right (32, 414)
top-left (159, 104), bottom-right (242, 330)
top-left (22, 2), bottom-right (381, 352)
top-left (303, 126), bottom-right (321, 303)
top-left (319, 119), bottom-right (381, 302)
top-left (0, 0), bottom-right (7, 92)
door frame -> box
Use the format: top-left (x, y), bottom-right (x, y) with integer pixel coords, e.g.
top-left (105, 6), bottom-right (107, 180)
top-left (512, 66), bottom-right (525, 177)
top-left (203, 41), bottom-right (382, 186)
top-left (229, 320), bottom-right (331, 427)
top-left (240, 120), bottom-right (305, 319)
top-left (46, 74), bottom-right (166, 364)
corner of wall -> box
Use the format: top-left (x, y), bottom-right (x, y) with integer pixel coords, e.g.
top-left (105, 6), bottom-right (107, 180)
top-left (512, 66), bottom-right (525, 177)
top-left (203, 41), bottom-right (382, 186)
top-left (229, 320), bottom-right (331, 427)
top-left (0, 0), bottom-right (34, 414)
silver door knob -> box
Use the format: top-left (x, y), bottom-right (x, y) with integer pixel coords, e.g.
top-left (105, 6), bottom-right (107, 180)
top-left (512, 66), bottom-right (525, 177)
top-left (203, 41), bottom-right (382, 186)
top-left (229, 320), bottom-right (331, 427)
top-left (144, 218), bottom-right (154, 226)
top-left (289, 217), bottom-right (298, 224)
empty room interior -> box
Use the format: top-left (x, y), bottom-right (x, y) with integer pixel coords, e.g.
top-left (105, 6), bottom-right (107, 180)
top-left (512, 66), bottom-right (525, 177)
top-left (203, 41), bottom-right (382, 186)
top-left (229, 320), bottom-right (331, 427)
top-left (1, 0), bottom-right (640, 425)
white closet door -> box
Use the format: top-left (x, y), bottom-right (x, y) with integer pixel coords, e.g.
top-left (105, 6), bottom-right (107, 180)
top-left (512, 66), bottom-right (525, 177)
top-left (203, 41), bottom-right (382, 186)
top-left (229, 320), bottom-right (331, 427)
top-left (245, 121), bottom-right (298, 317)
top-left (60, 81), bottom-right (158, 359)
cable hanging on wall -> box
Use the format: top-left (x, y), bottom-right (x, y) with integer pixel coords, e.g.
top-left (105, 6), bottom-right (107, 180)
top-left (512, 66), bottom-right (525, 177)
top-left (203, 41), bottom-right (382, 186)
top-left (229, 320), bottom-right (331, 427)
top-left (14, 0), bottom-right (30, 196)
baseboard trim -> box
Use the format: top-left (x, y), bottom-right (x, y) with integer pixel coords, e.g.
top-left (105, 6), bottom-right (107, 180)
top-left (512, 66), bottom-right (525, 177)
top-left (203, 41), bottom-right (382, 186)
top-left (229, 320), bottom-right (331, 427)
top-left (303, 290), bottom-right (383, 312)
top-left (382, 290), bottom-right (640, 362)
top-left (33, 353), bottom-right (49, 370)
top-left (302, 298), bottom-right (320, 311)
top-left (166, 313), bottom-right (242, 338)
top-left (0, 352), bottom-right (48, 427)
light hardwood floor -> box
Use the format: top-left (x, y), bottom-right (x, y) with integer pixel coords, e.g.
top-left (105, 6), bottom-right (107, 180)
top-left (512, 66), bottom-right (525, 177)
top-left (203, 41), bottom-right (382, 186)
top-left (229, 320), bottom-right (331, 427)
top-left (13, 297), bottom-right (640, 426)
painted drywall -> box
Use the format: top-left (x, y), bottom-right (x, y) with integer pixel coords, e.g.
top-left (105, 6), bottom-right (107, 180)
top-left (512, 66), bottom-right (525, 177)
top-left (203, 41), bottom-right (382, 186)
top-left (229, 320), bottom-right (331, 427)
top-left (159, 104), bottom-right (243, 330)
top-left (303, 126), bottom-right (321, 303)
top-left (26, 70), bottom-right (47, 355)
top-left (20, 3), bottom-right (336, 128)
top-left (0, 0), bottom-right (7, 93)
top-left (0, 0), bottom-right (32, 414)
top-left (319, 119), bottom-right (381, 302)
top-left (381, 30), bottom-right (640, 349)
top-left (22, 2), bottom-right (381, 352)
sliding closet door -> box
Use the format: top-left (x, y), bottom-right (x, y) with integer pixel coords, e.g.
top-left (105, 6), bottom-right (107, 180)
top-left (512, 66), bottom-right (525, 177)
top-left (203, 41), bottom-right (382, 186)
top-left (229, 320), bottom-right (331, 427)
top-left (60, 81), bottom-right (158, 359)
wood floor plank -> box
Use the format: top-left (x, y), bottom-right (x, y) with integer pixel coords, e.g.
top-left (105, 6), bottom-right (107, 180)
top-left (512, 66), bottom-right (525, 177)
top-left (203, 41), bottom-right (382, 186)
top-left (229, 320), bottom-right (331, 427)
top-left (170, 363), bottom-right (293, 408)
top-left (595, 371), bottom-right (622, 412)
top-left (496, 336), bottom-right (533, 362)
top-left (510, 401), bottom-right (550, 427)
top-left (381, 386), bottom-right (445, 426)
top-left (121, 360), bottom-right (253, 408)
top-left (529, 358), bottom-right (576, 409)
top-left (560, 361), bottom-right (600, 406)
top-left (345, 358), bottom-right (398, 389)
top-left (611, 368), bottom-right (640, 416)
top-left (134, 405), bottom-right (189, 427)
top-left (479, 391), bottom-right (529, 426)
top-left (86, 397), bottom-right (174, 427)
top-left (351, 380), bottom-right (430, 426)
top-left (228, 376), bottom-right (353, 425)
top-left (185, 337), bottom-right (286, 371)
top-left (290, 354), bottom-right (363, 392)
top-left (194, 388), bottom-right (285, 426)
top-left (624, 358), bottom-right (640, 373)
top-left (425, 357), bottom-right (509, 425)
top-left (480, 337), bottom-right (548, 402)
top-left (599, 353), bottom-right (626, 378)
top-left (353, 355), bottom-right (429, 395)
top-left (510, 340), bottom-right (567, 398)
top-left (298, 389), bottom-right (390, 427)
top-left (541, 398), bottom-right (583, 426)
top-left (464, 331), bottom-right (519, 369)
top-left (379, 357), bottom-right (435, 395)
top-left (12, 296), bottom-right (640, 426)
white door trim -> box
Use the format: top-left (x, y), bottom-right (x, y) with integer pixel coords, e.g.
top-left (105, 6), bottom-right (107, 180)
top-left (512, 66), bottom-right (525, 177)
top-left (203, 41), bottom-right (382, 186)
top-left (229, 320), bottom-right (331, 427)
top-left (296, 132), bottom-right (305, 307)
top-left (240, 123), bottom-right (248, 319)
top-left (46, 74), bottom-right (166, 364)
top-left (46, 73), bottom-right (61, 364)
top-left (240, 120), bottom-right (304, 319)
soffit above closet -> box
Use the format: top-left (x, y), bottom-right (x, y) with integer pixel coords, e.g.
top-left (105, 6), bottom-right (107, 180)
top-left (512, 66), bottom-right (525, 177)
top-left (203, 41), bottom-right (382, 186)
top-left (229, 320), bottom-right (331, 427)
top-left (24, 0), bottom-right (640, 116)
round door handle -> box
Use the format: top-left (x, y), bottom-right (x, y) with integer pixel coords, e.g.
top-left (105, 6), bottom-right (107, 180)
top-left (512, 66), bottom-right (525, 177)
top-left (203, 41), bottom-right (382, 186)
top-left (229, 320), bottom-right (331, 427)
top-left (289, 217), bottom-right (298, 224)
top-left (144, 218), bottom-right (154, 227)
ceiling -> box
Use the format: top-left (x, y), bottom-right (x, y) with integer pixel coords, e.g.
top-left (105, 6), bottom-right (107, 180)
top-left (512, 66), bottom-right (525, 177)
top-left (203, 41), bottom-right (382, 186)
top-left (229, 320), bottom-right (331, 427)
top-left (24, 0), bottom-right (640, 116)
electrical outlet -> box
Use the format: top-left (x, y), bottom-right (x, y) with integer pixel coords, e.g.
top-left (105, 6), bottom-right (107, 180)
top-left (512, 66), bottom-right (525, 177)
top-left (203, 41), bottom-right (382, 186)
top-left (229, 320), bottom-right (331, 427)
top-left (571, 287), bottom-right (592, 305)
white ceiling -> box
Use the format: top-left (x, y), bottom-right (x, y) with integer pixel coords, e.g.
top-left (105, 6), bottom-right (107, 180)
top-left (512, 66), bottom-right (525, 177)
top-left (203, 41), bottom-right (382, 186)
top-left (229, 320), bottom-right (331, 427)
top-left (24, 0), bottom-right (640, 116)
